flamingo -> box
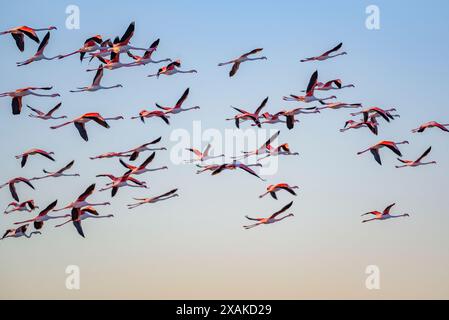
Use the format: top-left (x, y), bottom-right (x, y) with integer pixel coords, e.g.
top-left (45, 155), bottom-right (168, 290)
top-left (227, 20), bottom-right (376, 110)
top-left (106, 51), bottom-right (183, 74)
top-left (155, 88), bottom-right (200, 114)
top-left (226, 97), bottom-right (268, 128)
top-left (259, 183), bottom-right (299, 200)
top-left (244, 202), bottom-right (294, 230)
top-left (361, 203), bottom-right (409, 223)
top-left (71, 65), bottom-right (123, 93)
top-left (119, 153), bottom-right (168, 176)
top-left (0, 177), bottom-right (34, 202)
top-left (50, 113), bottom-right (123, 141)
top-left (27, 102), bottom-right (67, 120)
top-left (234, 130), bottom-right (280, 160)
top-left (4, 200), bottom-right (38, 214)
top-left (283, 71), bottom-right (336, 104)
top-left (306, 79), bottom-right (355, 91)
top-left (1, 224), bottom-right (41, 240)
top-left (257, 143), bottom-right (299, 161)
top-left (96, 174), bottom-right (148, 197)
top-left (148, 60), bottom-right (197, 78)
top-left (31, 160), bottom-right (80, 180)
top-left (87, 53), bottom-right (128, 72)
top-left (127, 189), bottom-right (179, 209)
top-left (58, 35), bottom-right (106, 61)
top-left (185, 144), bottom-right (224, 163)
top-left (131, 110), bottom-right (170, 125)
top-left (125, 39), bottom-right (172, 66)
top-left (412, 121), bottom-right (449, 133)
top-left (53, 184), bottom-right (110, 212)
top-left (251, 112), bottom-right (296, 127)
top-left (16, 32), bottom-right (61, 66)
top-left (317, 102), bottom-right (362, 111)
top-left (0, 25), bottom-right (56, 52)
top-left (340, 118), bottom-right (378, 135)
top-left (55, 207), bottom-right (114, 238)
top-left (351, 107), bottom-right (397, 123)
top-left (87, 22), bottom-right (148, 60)
top-left (357, 140), bottom-right (409, 165)
top-left (300, 42), bottom-right (347, 62)
top-left (218, 48), bottom-right (267, 77)
top-left (15, 148), bottom-right (55, 168)
top-left (211, 161), bottom-right (266, 181)
top-left (14, 200), bottom-right (70, 230)
top-left (279, 107), bottom-right (320, 129)
top-left (90, 152), bottom-right (131, 160)
top-left (83, 38), bottom-right (114, 62)
top-left (196, 163), bottom-right (262, 174)
top-left (122, 137), bottom-right (166, 161)
top-left (0, 86), bottom-right (60, 115)
top-left (396, 147), bottom-right (436, 168)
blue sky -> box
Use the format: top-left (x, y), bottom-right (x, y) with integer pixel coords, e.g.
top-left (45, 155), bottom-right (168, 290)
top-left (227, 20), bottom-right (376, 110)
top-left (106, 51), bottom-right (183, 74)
top-left (1, 0), bottom-right (449, 299)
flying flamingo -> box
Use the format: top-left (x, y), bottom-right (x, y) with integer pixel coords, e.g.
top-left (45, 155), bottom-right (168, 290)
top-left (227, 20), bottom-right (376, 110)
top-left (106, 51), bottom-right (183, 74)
top-left (125, 39), bottom-right (172, 66)
top-left (96, 174), bottom-right (148, 197)
top-left (283, 71), bottom-right (336, 104)
top-left (396, 147), bottom-right (436, 168)
top-left (87, 53), bottom-right (129, 72)
top-left (148, 60), bottom-right (197, 78)
top-left (305, 79), bottom-right (354, 91)
top-left (131, 110), bottom-right (170, 125)
top-left (244, 201), bottom-right (294, 230)
top-left (357, 140), bottom-right (409, 165)
top-left (0, 86), bottom-right (60, 115)
top-left (90, 152), bottom-right (131, 160)
top-left (16, 32), bottom-right (61, 66)
top-left (122, 137), bottom-right (166, 161)
top-left (234, 130), bottom-right (280, 160)
top-left (15, 148), bottom-right (55, 168)
top-left (0, 25), bottom-right (56, 52)
top-left (218, 48), bottom-right (267, 77)
top-left (31, 160), bottom-right (80, 180)
top-left (351, 107), bottom-right (397, 123)
top-left (1, 225), bottom-right (41, 240)
top-left (185, 144), bottom-right (224, 163)
top-left (227, 97), bottom-right (268, 128)
top-left (53, 184), bottom-right (110, 212)
top-left (27, 102), bottom-right (67, 120)
top-left (58, 35), bottom-right (106, 61)
top-left (0, 177), bottom-right (34, 202)
top-left (127, 189), bottom-right (179, 209)
top-left (412, 121), bottom-right (449, 133)
top-left (279, 107), bottom-right (320, 129)
top-left (14, 200), bottom-right (70, 230)
top-left (361, 203), bottom-right (409, 223)
top-left (119, 153), bottom-right (168, 176)
top-left (251, 112), bottom-right (297, 127)
top-left (155, 88), bottom-right (200, 114)
top-left (300, 42), bottom-right (347, 62)
top-left (212, 161), bottom-right (266, 181)
top-left (55, 207), bottom-right (114, 238)
top-left (4, 200), bottom-right (38, 214)
top-left (71, 65), bottom-right (123, 93)
top-left (196, 163), bottom-right (262, 174)
top-left (87, 22), bottom-right (148, 60)
top-left (259, 183), bottom-right (299, 200)
top-left (340, 118), bottom-right (378, 135)
top-left (317, 102), bottom-right (362, 111)
top-left (50, 113), bottom-right (123, 141)
top-left (257, 143), bottom-right (299, 161)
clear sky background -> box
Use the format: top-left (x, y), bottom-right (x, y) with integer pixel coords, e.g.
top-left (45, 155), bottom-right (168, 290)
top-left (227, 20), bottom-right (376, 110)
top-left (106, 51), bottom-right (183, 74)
top-left (1, 0), bottom-right (449, 299)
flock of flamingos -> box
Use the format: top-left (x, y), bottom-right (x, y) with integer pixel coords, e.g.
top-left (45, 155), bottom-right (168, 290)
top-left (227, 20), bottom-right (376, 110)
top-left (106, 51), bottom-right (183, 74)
top-left (0, 22), bottom-right (446, 240)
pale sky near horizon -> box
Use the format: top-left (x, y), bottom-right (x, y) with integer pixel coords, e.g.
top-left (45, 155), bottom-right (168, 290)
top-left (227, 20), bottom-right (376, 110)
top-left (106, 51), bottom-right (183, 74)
top-left (1, 0), bottom-right (449, 299)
